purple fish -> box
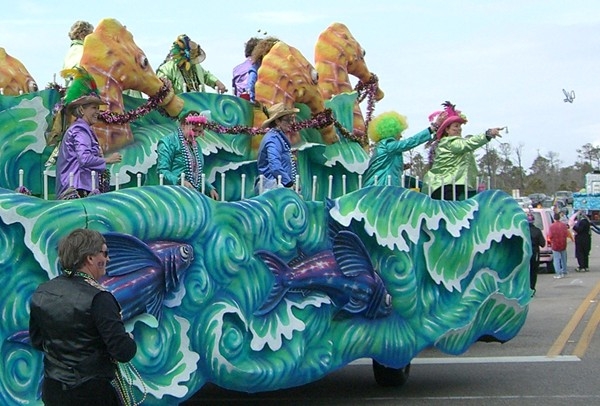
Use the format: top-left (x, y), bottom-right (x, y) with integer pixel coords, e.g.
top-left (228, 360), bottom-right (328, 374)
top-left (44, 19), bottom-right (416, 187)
top-left (100, 232), bottom-right (194, 322)
top-left (255, 231), bottom-right (392, 319)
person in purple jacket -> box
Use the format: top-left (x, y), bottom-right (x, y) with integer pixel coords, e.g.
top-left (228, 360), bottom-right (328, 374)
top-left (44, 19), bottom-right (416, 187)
top-left (55, 67), bottom-right (121, 199)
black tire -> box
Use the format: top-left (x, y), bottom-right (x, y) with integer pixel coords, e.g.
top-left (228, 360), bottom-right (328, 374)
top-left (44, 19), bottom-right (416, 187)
top-left (372, 360), bottom-right (410, 387)
top-left (546, 261), bottom-right (555, 273)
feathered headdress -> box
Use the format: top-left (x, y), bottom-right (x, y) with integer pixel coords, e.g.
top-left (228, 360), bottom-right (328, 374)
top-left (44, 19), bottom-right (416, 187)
top-left (428, 101), bottom-right (467, 140)
top-left (60, 66), bottom-right (105, 109)
top-left (45, 67), bottom-right (106, 148)
top-left (169, 34), bottom-right (206, 71)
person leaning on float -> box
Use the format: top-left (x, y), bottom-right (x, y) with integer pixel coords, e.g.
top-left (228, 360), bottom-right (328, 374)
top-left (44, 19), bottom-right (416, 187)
top-left (156, 34), bottom-right (227, 94)
top-left (422, 101), bottom-right (505, 200)
top-left (55, 68), bottom-right (122, 199)
top-left (156, 111), bottom-right (219, 200)
top-left (255, 103), bottom-right (300, 194)
top-left (361, 111), bottom-right (437, 188)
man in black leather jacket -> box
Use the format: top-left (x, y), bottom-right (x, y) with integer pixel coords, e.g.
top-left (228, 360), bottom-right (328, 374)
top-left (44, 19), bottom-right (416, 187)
top-left (29, 228), bottom-right (137, 405)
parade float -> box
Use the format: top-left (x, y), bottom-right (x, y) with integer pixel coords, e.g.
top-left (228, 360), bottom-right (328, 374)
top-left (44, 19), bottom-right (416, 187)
top-left (0, 18), bottom-right (532, 405)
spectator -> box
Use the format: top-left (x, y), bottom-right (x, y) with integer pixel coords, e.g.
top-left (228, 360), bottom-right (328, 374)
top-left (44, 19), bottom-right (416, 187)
top-left (423, 101), bottom-right (505, 200)
top-left (573, 211), bottom-right (592, 272)
top-left (156, 111), bottom-right (219, 199)
top-left (255, 103), bottom-right (299, 194)
top-left (29, 228), bottom-right (137, 405)
top-left (55, 67), bottom-right (122, 199)
top-left (527, 212), bottom-right (546, 295)
top-left (548, 211), bottom-right (570, 279)
top-left (362, 111), bottom-right (435, 188)
top-left (157, 34), bottom-right (227, 94)
top-left (232, 37), bottom-right (260, 102)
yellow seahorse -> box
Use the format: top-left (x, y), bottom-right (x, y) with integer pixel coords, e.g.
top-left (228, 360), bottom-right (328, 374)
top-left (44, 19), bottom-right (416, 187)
top-left (253, 41), bottom-right (338, 149)
top-left (314, 22), bottom-right (384, 146)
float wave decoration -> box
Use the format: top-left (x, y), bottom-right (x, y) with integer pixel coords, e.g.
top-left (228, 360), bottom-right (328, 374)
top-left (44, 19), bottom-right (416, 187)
top-left (0, 185), bottom-right (531, 404)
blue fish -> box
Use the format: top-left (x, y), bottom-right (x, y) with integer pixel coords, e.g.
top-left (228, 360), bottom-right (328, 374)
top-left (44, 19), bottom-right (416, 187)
top-left (100, 232), bottom-right (194, 322)
top-left (254, 230), bottom-right (392, 319)
top-left (7, 232), bottom-right (193, 345)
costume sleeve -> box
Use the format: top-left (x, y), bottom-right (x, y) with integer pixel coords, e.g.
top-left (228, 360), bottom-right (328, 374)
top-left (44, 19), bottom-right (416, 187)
top-left (72, 126), bottom-right (106, 172)
top-left (265, 137), bottom-right (291, 185)
top-left (156, 136), bottom-right (181, 186)
top-left (386, 128), bottom-right (432, 154)
top-left (248, 67), bottom-right (258, 102)
top-left (28, 305), bottom-right (43, 351)
top-left (198, 64), bottom-right (220, 88)
top-left (91, 291), bottom-right (137, 363)
top-left (445, 133), bottom-right (490, 154)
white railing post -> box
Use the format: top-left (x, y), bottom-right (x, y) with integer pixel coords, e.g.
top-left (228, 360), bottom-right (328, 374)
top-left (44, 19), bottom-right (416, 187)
top-left (220, 173), bottom-right (225, 201)
top-left (43, 170), bottom-right (48, 200)
top-left (241, 174), bottom-right (246, 199)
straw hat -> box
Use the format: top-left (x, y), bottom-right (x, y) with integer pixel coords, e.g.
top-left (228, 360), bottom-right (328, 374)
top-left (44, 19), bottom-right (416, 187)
top-left (261, 103), bottom-right (299, 128)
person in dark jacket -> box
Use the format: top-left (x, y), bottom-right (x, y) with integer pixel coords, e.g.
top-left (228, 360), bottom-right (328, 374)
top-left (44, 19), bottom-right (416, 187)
top-left (573, 211), bottom-right (592, 272)
top-left (29, 228), bottom-right (137, 405)
top-left (527, 213), bottom-right (546, 295)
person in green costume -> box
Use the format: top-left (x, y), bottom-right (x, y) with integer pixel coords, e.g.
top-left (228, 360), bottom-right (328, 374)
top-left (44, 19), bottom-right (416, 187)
top-left (423, 101), bottom-right (504, 200)
top-left (156, 111), bottom-right (219, 199)
top-left (156, 34), bottom-right (227, 94)
top-left (361, 111), bottom-right (436, 188)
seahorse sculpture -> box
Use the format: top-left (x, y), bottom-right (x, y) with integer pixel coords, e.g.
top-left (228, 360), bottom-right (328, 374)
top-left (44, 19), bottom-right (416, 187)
top-left (314, 22), bottom-right (384, 146)
top-left (80, 18), bottom-right (183, 152)
top-left (254, 40), bottom-right (338, 146)
top-left (0, 47), bottom-right (38, 96)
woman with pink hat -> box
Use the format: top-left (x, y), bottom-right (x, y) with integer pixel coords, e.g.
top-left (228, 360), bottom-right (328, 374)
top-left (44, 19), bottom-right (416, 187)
top-left (423, 101), bottom-right (505, 200)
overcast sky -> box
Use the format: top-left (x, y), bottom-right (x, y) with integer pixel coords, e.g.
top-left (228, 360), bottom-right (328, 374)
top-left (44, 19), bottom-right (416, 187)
top-left (2, 0), bottom-right (599, 169)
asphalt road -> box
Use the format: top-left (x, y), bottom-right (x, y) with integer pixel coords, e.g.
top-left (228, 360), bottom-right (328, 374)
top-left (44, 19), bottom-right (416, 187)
top-left (184, 236), bottom-right (600, 406)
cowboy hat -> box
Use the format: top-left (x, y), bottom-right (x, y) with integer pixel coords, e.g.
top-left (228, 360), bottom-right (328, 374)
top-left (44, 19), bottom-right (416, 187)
top-left (261, 103), bottom-right (299, 128)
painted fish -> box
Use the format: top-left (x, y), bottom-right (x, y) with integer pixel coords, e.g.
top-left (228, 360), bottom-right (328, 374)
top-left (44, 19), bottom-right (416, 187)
top-left (7, 232), bottom-right (193, 345)
top-left (254, 230), bottom-right (392, 319)
top-left (100, 232), bottom-right (194, 322)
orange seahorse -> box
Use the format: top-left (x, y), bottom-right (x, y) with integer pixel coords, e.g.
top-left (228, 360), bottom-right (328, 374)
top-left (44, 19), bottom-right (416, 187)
top-left (0, 47), bottom-right (38, 96)
top-left (314, 22), bottom-right (384, 146)
top-left (80, 18), bottom-right (183, 152)
top-left (253, 40), bottom-right (338, 148)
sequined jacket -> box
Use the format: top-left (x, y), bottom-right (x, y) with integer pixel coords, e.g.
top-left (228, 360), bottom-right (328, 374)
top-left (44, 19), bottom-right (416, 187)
top-left (156, 59), bottom-right (220, 94)
top-left (256, 128), bottom-right (294, 187)
top-left (55, 118), bottom-right (106, 197)
top-left (156, 131), bottom-right (215, 194)
top-left (362, 128), bottom-right (432, 187)
top-left (423, 133), bottom-right (491, 194)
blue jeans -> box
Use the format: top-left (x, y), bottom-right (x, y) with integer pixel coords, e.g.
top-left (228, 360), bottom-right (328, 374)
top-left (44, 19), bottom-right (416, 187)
top-left (552, 250), bottom-right (567, 276)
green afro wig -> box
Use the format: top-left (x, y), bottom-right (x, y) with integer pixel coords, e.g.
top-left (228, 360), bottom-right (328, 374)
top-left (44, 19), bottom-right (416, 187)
top-left (368, 111), bottom-right (408, 143)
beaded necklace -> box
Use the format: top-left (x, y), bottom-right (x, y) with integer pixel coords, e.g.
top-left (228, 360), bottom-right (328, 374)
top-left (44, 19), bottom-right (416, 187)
top-left (177, 128), bottom-right (202, 190)
top-left (73, 270), bottom-right (105, 290)
top-left (180, 66), bottom-right (201, 92)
